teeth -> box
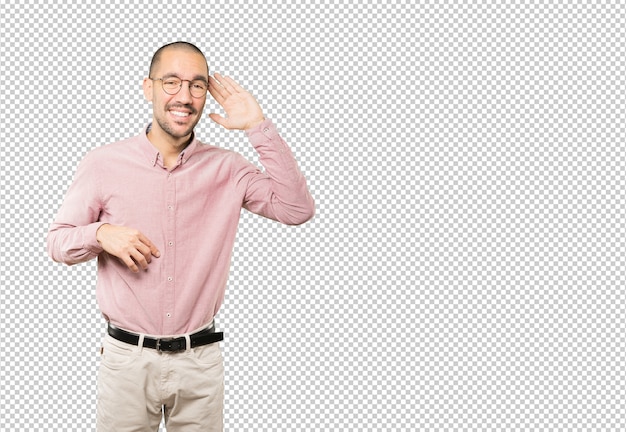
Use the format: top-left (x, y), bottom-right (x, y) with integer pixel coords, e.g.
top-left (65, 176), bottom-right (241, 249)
top-left (171, 111), bottom-right (190, 117)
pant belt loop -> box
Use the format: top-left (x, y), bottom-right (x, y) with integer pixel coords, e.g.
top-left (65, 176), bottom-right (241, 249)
top-left (184, 334), bottom-right (192, 352)
top-left (137, 333), bottom-right (145, 354)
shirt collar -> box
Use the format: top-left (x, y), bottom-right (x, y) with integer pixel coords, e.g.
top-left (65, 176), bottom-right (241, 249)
top-left (140, 123), bottom-right (199, 167)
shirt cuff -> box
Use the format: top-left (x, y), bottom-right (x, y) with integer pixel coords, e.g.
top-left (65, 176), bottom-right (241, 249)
top-left (83, 221), bottom-right (107, 255)
top-left (245, 118), bottom-right (278, 143)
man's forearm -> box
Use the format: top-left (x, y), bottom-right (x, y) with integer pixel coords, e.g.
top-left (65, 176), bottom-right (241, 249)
top-left (47, 221), bottom-right (106, 265)
top-left (243, 119), bottom-right (315, 225)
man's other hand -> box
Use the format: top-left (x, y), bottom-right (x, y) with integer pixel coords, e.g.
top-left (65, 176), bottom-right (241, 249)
top-left (96, 224), bottom-right (160, 273)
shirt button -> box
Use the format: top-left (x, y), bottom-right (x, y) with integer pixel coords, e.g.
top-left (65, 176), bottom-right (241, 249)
top-left (167, 276), bottom-right (173, 282)
top-left (168, 205), bottom-right (173, 210)
top-left (263, 128), bottom-right (270, 133)
top-left (166, 313), bottom-right (171, 318)
top-left (168, 241), bottom-right (174, 246)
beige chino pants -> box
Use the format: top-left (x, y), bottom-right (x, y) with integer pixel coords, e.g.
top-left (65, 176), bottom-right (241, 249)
top-left (96, 332), bottom-right (224, 431)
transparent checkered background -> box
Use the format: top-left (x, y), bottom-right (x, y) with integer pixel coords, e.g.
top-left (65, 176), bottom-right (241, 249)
top-left (2, 0), bottom-right (626, 430)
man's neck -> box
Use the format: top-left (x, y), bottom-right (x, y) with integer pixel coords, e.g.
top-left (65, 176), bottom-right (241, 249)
top-left (146, 127), bottom-right (193, 167)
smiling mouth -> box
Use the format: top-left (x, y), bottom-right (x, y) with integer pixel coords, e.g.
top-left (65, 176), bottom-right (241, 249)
top-left (170, 110), bottom-right (191, 118)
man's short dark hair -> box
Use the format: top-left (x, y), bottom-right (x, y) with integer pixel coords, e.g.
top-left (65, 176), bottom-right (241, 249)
top-left (149, 41), bottom-right (208, 78)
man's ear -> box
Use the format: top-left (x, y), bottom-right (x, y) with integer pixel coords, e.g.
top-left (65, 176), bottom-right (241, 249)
top-left (143, 78), bottom-right (153, 102)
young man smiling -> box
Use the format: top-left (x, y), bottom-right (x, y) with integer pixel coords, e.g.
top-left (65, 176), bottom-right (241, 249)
top-left (47, 41), bottom-right (315, 431)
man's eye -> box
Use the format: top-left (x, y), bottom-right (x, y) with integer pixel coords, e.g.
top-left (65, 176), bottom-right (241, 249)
top-left (164, 80), bottom-right (180, 87)
top-left (192, 83), bottom-right (206, 90)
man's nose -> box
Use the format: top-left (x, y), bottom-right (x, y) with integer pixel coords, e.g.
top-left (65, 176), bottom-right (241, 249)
top-left (175, 82), bottom-right (194, 102)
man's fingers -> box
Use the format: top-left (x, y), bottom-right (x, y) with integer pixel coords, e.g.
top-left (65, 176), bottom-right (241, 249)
top-left (137, 233), bottom-right (160, 258)
top-left (208, 76), bottom-right (228, 101)
top-left (133, 241), bottom-right (153, 266)
top-left (120, 255), bottom-right (140, 273)
top-left (208, 113), bottom-right (229, 128)
top-left (213, 73), bottom-right (236, 93)
top-left (220, 75), bottom-right (245, 93)
top-left (98, 225), bottom-right (160, 272)
top-left (130, 233), bottom-right (159, 271)
top-left (129, 249), bottom-right (150, 271)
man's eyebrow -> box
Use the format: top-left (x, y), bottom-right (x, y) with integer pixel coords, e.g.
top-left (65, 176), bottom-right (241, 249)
top-left (161, 73), bottom-right (208, 83)
top-left (193, 75), bottom-right (208, 83)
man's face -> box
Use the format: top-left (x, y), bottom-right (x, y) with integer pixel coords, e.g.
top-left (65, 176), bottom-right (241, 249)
top-left (143, 49), bottom-right (208, 142)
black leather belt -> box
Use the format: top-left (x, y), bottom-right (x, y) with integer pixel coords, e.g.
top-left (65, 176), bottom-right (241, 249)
top-left (107, 323), bottom-right (223, 352)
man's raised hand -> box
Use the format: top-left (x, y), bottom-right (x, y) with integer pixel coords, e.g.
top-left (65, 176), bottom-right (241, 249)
top-left (208, 73), bottom-right (265, 131)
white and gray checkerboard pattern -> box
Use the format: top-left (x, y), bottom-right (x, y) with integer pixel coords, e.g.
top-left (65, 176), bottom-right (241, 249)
top-left (2, 0), bottom-right (626, 430)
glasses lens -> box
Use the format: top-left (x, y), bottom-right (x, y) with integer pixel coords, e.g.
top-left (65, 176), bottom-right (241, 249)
top-left (157, 78), bottom-right (207, 97)
top-left (189, 81), bottom-right (207, 98)
top-left (162, 78), bottom-right (181, 95)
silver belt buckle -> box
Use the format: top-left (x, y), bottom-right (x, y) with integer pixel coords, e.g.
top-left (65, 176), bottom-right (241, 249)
top-left (156, 337), bottom-right (184, 352)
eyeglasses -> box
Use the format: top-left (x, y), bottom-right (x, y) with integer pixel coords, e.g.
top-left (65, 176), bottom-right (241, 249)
top-left (150, 77), bottom-right (208, 98)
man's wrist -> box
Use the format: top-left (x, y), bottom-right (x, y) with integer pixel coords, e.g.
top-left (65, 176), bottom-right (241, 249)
top-left (244, 117), bottom-right (265, 131)
top-left (96, 223), bottom-right (109, 245)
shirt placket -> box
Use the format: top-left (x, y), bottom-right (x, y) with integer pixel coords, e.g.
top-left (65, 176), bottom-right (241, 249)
top-left (163, 171), bottom-right (176, 334)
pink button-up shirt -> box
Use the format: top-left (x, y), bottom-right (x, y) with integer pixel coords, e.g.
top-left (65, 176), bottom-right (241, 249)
top-left (47, 119), bottom-right (315, 336)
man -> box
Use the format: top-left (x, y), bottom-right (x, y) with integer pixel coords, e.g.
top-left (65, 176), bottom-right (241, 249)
top-left (47, 41), bottom-right (315, 431)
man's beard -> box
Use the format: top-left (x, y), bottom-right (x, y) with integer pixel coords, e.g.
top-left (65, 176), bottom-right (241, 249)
top-left (156, 116), bottom-right (197, 139)
top-left (155, 104), bottom-right (200, 139)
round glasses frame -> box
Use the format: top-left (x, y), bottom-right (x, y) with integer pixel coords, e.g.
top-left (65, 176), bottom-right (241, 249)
top-left (150, 77), bottom-right (208, 98)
